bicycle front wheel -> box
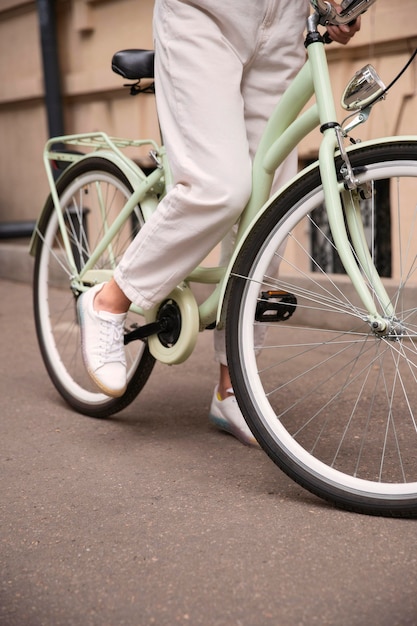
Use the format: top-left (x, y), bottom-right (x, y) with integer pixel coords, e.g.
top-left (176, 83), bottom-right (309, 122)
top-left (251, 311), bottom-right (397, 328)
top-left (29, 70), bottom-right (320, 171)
top-left (33, 157), bottom-right (155, 417)
top-left (227, 141), bottom-right (417, 516)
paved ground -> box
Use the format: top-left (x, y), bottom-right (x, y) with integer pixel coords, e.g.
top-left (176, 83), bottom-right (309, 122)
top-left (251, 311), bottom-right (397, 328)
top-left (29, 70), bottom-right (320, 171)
top-left (1, 277), bottom-right (417, 626)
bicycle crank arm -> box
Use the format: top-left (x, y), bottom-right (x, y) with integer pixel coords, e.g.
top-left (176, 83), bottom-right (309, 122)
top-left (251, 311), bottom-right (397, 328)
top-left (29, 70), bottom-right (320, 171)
top-left (124, 318), bottom-right (173, 344)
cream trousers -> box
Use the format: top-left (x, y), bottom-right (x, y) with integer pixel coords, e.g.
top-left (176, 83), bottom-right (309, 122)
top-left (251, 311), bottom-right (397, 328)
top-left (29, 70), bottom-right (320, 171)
top-left (114, 0), bottom-right (308, 364)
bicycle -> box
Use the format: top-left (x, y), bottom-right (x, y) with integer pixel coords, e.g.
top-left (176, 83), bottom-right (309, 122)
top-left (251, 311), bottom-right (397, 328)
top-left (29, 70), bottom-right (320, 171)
top-left (30, 0), bottom-right (417, 517)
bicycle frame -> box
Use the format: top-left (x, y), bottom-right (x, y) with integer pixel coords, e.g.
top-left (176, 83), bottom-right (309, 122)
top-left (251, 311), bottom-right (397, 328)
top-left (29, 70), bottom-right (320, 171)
top-left (30, 8), bottom-right (416, 362)
top-left (218, 36), bottom-right (397, 329)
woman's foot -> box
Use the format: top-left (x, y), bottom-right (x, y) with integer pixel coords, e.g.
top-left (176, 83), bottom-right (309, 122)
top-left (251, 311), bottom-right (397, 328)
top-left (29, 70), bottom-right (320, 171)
top-left (208, 385), bottom-right (259, 447)
top-left (77, 283), bottom-right (127, 397)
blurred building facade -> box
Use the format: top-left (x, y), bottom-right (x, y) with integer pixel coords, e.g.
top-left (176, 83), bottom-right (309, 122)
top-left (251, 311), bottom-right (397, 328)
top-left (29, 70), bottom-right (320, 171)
top-left (0, 0), bottom-right (416, 229)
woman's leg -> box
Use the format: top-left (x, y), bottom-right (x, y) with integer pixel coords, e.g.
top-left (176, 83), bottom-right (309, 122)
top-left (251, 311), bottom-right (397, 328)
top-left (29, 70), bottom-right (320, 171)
top-left (210, 0), bottom-right (308, 443)
top-left (113, 0), bottom-right (256, 310)
top-left (213, 0), bottom-right (308, 369)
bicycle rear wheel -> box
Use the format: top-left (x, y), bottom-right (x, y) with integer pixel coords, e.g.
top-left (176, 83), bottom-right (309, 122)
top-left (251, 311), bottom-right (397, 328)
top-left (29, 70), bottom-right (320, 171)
top-left (227, 141), bottom-right (417, 516)
top-left (33, 157), bottom-right (155, 417)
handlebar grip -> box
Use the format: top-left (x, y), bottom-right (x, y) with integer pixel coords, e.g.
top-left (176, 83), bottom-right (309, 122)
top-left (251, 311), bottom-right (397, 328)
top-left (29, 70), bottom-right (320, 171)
top-left (323, 18), bottom-right (357, 44)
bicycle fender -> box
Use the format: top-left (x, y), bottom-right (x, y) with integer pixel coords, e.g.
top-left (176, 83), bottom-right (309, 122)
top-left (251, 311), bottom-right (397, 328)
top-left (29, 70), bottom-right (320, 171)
top-left (29, 150), bottom-right (156, 258)
top-left (216, 134), bottom-right (417, 326)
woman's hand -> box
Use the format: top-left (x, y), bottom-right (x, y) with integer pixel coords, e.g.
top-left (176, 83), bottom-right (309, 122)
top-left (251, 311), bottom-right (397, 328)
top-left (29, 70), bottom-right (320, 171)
top-left (326, 1), bottom-right (362, 45)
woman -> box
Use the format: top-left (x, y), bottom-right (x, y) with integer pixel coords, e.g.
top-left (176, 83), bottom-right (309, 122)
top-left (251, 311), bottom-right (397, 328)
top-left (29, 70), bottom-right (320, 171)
top-left (78, 0), bottom-right (360, 445)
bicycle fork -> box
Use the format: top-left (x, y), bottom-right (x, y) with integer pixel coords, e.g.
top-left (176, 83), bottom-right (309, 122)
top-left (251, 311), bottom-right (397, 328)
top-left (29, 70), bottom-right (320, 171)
top-left (320, 130), bottom-right (395, 333)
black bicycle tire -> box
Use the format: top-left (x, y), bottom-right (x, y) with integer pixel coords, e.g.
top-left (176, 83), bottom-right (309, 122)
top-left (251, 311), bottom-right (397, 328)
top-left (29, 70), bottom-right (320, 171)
top-left (227, 140), bottom-right (417, 517)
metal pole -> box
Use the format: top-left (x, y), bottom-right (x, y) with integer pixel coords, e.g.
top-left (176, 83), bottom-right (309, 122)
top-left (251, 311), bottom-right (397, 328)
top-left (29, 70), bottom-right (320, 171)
top-left (36, 0), bottom-right (65, 140)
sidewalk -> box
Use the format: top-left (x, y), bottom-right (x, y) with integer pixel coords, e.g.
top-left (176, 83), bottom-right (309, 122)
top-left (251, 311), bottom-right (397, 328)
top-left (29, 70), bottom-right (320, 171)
top-left (1, 277), bottom-right (417, 626)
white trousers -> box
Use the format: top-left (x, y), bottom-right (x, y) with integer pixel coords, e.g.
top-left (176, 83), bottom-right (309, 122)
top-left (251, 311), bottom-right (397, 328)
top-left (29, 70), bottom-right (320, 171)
top-left (114, 0), bottom-right (308, 364)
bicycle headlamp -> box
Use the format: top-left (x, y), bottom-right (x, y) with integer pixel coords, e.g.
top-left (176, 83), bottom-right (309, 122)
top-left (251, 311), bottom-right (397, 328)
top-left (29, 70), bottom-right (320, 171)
top-left (341, 64), bottom-right (386, 110)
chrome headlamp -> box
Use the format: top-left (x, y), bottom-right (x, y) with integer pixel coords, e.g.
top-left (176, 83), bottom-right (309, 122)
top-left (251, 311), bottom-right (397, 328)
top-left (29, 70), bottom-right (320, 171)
top-left (341, 64), bottom-right (386, 111)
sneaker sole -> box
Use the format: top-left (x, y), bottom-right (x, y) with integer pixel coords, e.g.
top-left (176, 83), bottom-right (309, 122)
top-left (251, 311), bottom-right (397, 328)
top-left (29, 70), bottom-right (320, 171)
top-left (208, 412), bottom-right (259, 447)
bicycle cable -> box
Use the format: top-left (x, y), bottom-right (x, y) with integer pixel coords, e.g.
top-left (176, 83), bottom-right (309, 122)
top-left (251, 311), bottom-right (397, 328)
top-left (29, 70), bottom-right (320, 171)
top-left (361, 47), bottom-right (417, 110)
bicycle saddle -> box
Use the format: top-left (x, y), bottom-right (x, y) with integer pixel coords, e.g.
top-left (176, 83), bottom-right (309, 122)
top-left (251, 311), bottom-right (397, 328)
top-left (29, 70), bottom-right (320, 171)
top-left (111, 49), bottom-right (155, 80)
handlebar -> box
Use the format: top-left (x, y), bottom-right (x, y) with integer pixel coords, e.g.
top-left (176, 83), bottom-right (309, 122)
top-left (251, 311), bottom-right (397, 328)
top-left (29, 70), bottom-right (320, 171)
top-left (310, 0), bottom-right (377, 26)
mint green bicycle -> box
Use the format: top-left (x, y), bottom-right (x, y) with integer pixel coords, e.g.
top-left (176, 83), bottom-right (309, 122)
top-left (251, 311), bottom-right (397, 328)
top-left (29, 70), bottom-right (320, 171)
top-left (31, 0), bottom-right (417, 516)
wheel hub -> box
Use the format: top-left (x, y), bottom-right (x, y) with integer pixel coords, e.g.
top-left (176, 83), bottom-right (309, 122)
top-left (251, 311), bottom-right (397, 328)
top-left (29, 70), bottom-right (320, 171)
top-left (371, 316), bottom-right (405, 341)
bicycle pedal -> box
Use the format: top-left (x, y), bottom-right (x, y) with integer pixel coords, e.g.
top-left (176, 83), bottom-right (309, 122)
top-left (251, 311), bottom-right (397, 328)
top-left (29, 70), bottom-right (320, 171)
top-left (255, 290), bottom-right (297, 323)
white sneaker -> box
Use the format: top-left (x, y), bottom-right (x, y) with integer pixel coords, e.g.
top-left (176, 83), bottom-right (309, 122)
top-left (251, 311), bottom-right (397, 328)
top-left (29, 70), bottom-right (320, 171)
top-left (77, 283), bottom-right (127, 397)
top-left (208, 385), bottom-right (259, 447)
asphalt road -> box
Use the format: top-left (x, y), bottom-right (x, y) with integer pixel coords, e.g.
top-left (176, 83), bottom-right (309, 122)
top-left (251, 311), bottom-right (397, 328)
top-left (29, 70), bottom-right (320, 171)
top-left (1, 278), bottom-right (417, 626)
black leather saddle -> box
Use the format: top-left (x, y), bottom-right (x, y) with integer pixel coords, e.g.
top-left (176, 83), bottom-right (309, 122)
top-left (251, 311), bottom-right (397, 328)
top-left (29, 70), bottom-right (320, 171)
top-left (111, 49), bottom-right (155, 80)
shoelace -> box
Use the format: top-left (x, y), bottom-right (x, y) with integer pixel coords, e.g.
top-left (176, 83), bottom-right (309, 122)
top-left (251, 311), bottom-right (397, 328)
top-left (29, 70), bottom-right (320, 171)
top-left (100, 319), bottom-right (126, 365)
